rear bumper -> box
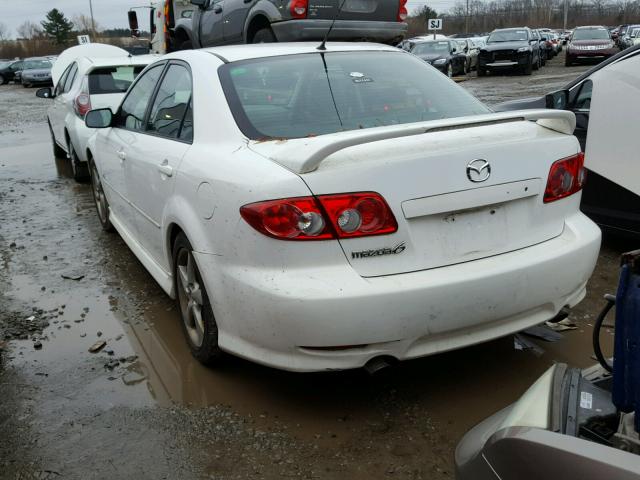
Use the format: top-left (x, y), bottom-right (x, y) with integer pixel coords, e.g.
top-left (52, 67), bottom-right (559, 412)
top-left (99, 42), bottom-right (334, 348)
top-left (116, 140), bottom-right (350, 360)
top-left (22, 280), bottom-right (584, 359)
top-left (67, 116), bottom-right (93, 163)
top-left (22, 77), bottom-right (52, 85)
top-left (271, 19), bottom-right (407, 44)
top-left (196, 213), bottom-right (601, 371)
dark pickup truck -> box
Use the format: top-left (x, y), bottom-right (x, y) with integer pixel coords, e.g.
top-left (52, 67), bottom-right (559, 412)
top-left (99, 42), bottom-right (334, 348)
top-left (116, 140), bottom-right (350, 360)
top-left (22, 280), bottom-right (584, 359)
top-left (171, 0), bottom-right (408, 48)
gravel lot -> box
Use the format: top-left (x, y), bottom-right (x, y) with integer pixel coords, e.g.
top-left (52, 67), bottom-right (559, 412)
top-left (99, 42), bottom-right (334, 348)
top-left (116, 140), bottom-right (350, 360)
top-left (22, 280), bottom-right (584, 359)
top-left (0, 55), bottom-right (633, 480)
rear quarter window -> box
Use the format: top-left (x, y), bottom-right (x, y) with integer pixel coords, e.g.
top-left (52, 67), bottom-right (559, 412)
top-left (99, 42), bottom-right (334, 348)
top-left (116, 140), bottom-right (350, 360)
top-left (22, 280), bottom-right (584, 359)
top-left (88, 65), bottom-right (147, 94)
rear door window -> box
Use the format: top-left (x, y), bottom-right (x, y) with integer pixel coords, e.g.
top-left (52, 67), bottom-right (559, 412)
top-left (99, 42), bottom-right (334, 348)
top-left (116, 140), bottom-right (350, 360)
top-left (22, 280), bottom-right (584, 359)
top-left (146, 63), bottom-right (192, 140)
top-left (115, 63), bottom-right (165, 132)
top-left (88, 65), bottom-right (147, 94)
top-left (63, 63), bottom-right (78, 93)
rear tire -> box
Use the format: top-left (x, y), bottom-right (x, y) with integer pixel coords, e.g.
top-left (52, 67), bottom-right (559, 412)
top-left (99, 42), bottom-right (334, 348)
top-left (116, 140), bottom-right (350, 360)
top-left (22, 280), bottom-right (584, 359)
top-left (68, 140), bottom-right (90, 183)
top-left (565, 56), bottom-right (573, 66)
top-left (48, 119), bottom-right (66, 158)
top-left (89, 160), bottom-right (114, 232)
top-left (252, 27), bottom-right (276, 43)
top-left (172, 233), bottom-right (223, 365)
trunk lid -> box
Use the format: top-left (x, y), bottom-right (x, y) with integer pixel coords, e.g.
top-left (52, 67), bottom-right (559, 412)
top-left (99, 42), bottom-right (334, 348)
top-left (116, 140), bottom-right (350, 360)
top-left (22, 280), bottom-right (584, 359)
top-left (307, 0), bottom-right (399, 22)
top-left (250, 116), bottom-right (580, 277)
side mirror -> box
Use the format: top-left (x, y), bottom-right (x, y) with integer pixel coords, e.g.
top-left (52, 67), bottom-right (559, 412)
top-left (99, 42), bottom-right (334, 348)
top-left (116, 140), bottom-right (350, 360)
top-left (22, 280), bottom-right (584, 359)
top-left (545, 89), bottom-right (569, 110)
top-left (36, 87), bottom-right (53, 99)
top-left (191, 0), bottom-right (208, 7)
top-left (85, 108), bottom-right (113, 128)
top-left (128, 11), bottom-right (140, 37)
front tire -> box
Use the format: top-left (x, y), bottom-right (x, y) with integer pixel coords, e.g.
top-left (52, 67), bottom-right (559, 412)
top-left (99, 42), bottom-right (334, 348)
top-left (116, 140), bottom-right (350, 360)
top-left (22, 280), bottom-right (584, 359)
top-left (447, 63), bottom-right (453, 77)
top-left (0, 75), bottom-right (5, 85)
top-left (478, 67), bottom-right (487, 77)
top-left (89, 160), bottom-right (114, 232)
top-left (523, 60), bottom-right (533, 75)
top-left (68, 140), bottom-right (90, 183)
top-left (252, 27), bottom-right (276, 44)
top-left (173, 233), bottom-right (223, 365)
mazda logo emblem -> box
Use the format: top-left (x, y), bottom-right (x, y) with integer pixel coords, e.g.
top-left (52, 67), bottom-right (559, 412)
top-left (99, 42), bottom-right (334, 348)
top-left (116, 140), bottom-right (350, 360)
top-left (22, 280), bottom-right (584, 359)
top-left (466, 159), bottom-right (491, 183)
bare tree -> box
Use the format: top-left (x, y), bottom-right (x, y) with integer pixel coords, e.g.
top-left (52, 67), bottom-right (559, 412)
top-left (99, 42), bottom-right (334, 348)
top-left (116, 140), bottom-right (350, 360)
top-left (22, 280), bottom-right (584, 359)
top-left (73, 14), bottom-right (101, 35)
top-left (17, 21), bottom-right (42, 40)
top-left (0, 22), bottom-right (9, 42)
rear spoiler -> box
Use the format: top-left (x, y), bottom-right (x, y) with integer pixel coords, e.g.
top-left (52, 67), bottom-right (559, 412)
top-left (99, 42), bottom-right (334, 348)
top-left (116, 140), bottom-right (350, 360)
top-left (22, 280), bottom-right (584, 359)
top-left (251, 109), bottom-right (576, 174)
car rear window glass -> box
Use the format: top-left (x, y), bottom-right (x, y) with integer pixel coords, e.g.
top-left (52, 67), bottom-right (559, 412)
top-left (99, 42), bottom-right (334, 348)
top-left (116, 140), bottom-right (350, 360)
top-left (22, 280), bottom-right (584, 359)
top-left (219, 51), bottom-right (490, 140)
top-left (572, 28), bottom-right (610, 40)
top-left (488, 30), bottom-right (529, 42)
top-left (89, 65), bottom-right (147, 94)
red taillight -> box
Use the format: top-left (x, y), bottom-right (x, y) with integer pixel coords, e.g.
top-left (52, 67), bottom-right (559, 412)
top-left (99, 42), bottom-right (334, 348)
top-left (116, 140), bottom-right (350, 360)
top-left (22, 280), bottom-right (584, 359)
top-left (290, 0), bottom-right (308, 19)
top-left (74, 93), bottom-right (91, 118)
top-left (543, 152), bottom-right (586, 203)
top-left (397, 0), bottom-right (408, 21)
top-left (240, 192), bottom-right (397, 241)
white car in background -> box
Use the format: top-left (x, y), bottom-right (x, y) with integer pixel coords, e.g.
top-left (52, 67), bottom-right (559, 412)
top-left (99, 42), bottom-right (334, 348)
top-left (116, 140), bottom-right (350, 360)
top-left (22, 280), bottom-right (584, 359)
top-left (83, 43), bottom-right (600, 372)
top-left (37, 45), bottom-right (156, 181)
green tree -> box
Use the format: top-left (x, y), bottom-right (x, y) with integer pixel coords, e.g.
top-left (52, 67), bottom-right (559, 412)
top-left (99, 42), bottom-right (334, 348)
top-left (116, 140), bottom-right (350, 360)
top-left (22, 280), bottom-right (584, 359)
top-left (41, 9), bottom-right (74, 45)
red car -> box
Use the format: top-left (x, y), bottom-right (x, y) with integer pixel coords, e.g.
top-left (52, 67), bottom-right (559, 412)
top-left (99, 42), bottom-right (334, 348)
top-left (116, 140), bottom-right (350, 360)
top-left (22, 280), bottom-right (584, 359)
top-left (566, 26), bottom-right (619, 66)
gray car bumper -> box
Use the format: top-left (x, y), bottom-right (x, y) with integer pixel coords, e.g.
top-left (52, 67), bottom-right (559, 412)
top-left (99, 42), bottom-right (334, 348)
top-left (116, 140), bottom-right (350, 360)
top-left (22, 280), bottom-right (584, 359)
top-left (270, 19), bottom-right (407, 44)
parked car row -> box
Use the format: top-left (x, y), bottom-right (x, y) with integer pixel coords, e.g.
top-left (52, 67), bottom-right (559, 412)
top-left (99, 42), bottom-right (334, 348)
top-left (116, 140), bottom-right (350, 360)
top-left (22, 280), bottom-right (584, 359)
top-left (0, 57), bottom-right (54, 87)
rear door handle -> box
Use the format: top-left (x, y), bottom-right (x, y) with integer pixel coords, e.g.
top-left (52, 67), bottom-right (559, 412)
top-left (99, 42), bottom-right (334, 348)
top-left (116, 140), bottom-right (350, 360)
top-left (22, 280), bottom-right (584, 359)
top-left (117, 150), bottom-right (126, 161)
top-left (157, 161), bottom-right (173, 177)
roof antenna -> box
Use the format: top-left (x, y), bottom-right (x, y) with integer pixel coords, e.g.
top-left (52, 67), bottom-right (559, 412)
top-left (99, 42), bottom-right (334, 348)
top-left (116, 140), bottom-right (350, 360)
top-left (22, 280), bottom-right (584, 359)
top-left (317, 0), bottom-right (348, 51)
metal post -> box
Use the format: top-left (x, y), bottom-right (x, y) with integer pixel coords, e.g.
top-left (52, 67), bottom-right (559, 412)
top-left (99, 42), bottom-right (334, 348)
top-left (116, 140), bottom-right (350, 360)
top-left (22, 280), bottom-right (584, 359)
top-left (465, 0), bottom-right (470, 34)
top-left (563, 0), bottom-right (568, 31)
top-left (89, 0), bottom-right (96, 36)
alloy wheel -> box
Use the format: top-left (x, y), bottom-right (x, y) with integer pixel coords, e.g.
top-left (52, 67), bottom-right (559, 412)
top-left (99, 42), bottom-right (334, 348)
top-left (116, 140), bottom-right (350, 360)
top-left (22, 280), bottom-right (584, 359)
top-left (91, 164), bottom-right (108, 224)
top-left (176, 249), bottom-right (205, 348)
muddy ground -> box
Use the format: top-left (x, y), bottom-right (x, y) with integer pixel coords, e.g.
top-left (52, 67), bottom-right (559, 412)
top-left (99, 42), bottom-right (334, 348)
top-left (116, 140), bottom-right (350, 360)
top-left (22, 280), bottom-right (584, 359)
top-left (0, 55), bottom-right (636, 480)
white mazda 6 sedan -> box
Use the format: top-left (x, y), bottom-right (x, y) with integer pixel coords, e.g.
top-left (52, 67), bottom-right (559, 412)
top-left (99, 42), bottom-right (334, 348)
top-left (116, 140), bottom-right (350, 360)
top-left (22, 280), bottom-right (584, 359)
top-left (84, 43), bottom-right (601, 372)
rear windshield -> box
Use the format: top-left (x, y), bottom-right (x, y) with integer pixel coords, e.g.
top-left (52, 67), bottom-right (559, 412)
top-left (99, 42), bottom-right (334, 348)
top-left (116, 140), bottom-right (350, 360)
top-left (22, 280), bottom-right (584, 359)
top-left (488, 30), bottom-right (529, 42)
top-left (219, 51), bottom-right (490, 140)
top-left (572, 28), bottom-right (610, 40)
top-left (88, 65), bottom-right (147, 94)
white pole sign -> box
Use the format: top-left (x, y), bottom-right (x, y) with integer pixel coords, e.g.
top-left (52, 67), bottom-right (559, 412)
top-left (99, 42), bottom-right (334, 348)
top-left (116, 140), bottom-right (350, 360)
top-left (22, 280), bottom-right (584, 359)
top-left (77, 35), bottom-right (91, 45)
top-left (428, 18), bottom-right (443, 39)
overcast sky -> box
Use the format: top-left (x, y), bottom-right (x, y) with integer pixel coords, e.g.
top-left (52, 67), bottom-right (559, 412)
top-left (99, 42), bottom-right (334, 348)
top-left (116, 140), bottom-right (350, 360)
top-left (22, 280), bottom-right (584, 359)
top-left (1, 0), bottom-right (456, 37)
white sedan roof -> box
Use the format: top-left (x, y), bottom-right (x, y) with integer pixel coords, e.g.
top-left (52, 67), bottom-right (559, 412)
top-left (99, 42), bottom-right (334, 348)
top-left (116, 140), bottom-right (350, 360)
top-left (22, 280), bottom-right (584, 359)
top-left (174, 42), bottom-right (400, 63)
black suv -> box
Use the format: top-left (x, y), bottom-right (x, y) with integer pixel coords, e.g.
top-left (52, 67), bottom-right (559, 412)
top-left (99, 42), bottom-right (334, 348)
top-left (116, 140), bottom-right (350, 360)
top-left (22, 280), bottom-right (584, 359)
top-left (478, 27), bottom-right (541, 76)
top-left (0, 60), bottom-right (24, 85)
